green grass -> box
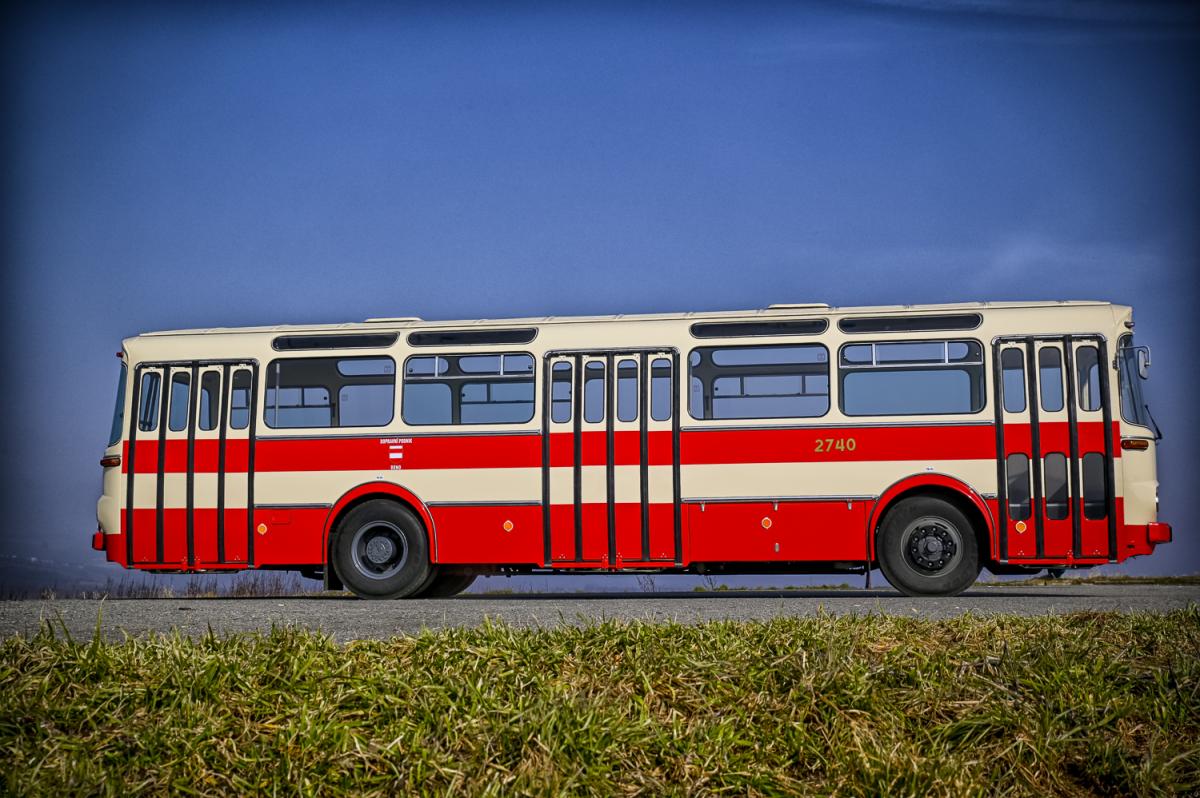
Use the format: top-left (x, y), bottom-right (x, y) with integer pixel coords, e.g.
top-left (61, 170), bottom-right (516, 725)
top-left (2, 610), bottom-right (1198, 796)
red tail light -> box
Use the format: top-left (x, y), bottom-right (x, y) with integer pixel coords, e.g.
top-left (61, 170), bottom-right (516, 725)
top-left (100, 455), bottom-right (122, 468)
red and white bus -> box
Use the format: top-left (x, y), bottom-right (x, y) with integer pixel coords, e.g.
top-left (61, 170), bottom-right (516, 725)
top-left (94, 300), bottom-right (1171, 598)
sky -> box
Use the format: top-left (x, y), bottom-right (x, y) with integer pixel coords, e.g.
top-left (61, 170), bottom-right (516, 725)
top-left (2, 1), bottom-right (1197, 592)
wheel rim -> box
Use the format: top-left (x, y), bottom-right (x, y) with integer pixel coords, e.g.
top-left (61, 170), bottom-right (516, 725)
top-left (899, 516), bottom-right (963, 577)
top-left (349, 521), bottom-right (408, 580)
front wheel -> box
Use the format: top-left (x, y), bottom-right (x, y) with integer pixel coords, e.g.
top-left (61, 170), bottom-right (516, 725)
top-left (877, 497), bottom-right (980, 597)
top-left (331, 500), bottom-right (432, 599)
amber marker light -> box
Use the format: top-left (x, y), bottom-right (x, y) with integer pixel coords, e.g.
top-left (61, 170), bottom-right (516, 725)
top-left (1121, 439), bottom-right (1150, 451)
top-left (100, 455), bottom-right (121, 468)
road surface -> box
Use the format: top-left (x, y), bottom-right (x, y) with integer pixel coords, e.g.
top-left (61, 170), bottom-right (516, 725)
top-left (1, 584), bottom-right (1196, 642)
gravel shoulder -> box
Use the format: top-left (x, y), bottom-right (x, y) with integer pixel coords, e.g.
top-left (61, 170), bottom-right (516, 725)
top-left (2, 584), bottom-right (1197, 642)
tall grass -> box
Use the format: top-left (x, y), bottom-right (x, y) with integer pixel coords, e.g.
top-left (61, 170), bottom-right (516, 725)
top-left (2, 609), bottom-right (1198, 795)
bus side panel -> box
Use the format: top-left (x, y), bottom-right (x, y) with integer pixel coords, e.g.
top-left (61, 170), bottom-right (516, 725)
top-left (252, 507), bottom-right (327, 566)
top-left (687, 500), bottom-right (867, 562)
top-left (430, 504), bottom-right (542, 564)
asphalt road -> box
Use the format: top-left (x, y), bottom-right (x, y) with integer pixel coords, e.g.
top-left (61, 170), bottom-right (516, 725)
top-left (1, 584), bottom-right (1197, 642)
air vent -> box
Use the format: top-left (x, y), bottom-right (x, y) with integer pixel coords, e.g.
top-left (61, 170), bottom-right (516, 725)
top-left (838, 314), bottom-right (982, 334)
top-left (407, 328), bottom-right (538, 347)
top-left (691, 319), bottom-right (828, 339)
top-left (273, 333), bottom-right (398, 351)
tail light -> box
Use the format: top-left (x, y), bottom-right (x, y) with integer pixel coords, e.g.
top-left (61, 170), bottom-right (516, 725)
top-left (100, 454), bottom-right (122, 468)
top-left (1121, 439), bottom-right (1149, 451)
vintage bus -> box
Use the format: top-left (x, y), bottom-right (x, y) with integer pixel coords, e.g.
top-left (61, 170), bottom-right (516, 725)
top-left (93, 300), bottom-right (1171, 598)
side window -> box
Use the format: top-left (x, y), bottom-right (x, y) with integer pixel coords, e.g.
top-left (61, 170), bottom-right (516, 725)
top-left (229, 370), bottom-right (251, 430)
top-left (1076, 345), bottom-right (1101, 412)
top-left (1044, 452), bottom-right (1069, 520)
top-left (402, 352), bottom-right (534, 426)
top-left (1083, 452), bottom-right (1108, 520)
top-left (1038, 347), bottom-right (1064, 412)
top-left (551, 361), bottom-right (573, 423)
top-left (583, 361), bottom-right (606, 423)
top-left (840, 340), bottom-right (984, 416)
top-left (650, 357), bottom-right (672, 422)
top-left (266, 357), bottom-right (395, 429)
top-left (1006, 453), bottom-right (1031, 521)
top-left (137, 372), bottom-right (161, 432)
top-left (1001, 348), bottom-right (1026, 413)
top-left (616, 359), bottom-right (638, 422)
top-left (109, 363), bottom-right (128, 446)
top-left (198, 372), bottom-right (221, 431)
top-left (688, 345), bottom-right (828, 420)
top-left (168, 372), bottom-right (191, 432)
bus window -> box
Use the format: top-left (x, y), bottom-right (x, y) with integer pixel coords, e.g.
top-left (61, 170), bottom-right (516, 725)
top-left (617, 359), bottom-right (638, 422)
top-left (229, 370), bottom-right (251, 430)
top-left (1001, 348), bottom-right (1026, 413)
top-left (198, 372), bottom-right (220, 431)
top-left (108, 363), bottom-right (127, 446)
top-left (584, 361), bottom-right (606, 423)
top-left (402, 352), bottom-right (534, 426)
top-left (267, 357), bottom-right (395, 428)
top-left (1038, 348), bottom-right (1064, 412)
top-left (650, 358), bottom-right (672, 421)
top-left (1083, 452), bottom-right (1107, 520)
top-left (551, 362), bottom-right (573, 423)
top-left (688, 345), bottom-right (827, 421)
top-left (839, 340), bottom-right (984, 416)
top-left (137, 372), bottom-right (161, 432)
top-left (1076, 346), bottom-right (1101, 412)
top-left (168, 372), bottom-right (191, 432)
top-left (1006, 453), bottom-right (1031, 521)
top-left (1044, 452), bottom-right (1069, 520)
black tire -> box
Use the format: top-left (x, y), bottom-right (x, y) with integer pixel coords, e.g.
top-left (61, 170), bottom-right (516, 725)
top-left (877, 497), bottom-right (980, 597)
top-left (331, 500), bottom-right (432, 599)
top-left (417, 573), bottom-right (478, 598)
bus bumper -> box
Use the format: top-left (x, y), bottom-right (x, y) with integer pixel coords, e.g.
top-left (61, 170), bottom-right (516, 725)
top-left (1147, 522), bottom-right (1173, 545)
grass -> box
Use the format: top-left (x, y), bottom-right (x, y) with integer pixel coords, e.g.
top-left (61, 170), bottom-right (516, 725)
top-left (2, 610), bottom-right (1198, 796)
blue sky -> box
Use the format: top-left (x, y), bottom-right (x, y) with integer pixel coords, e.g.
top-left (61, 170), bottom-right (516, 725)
top-left (3, 1), bottom-right (1197, 589)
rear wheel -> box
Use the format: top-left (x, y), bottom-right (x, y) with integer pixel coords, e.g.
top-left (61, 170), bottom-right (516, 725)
top-left (331, 500), bottom-right (431, 599)
top-left (418, 573), bottom-right (477, 598)
top-left (877, 497), bottom-right (980, 597)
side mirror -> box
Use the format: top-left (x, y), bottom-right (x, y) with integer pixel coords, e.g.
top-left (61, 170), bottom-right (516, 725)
top-left (1136, 346), bottom-right (1151, 380)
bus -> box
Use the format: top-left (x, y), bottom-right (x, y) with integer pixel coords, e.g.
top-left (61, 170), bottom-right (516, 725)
top-left (93, 300), bottom-right (1171, 598)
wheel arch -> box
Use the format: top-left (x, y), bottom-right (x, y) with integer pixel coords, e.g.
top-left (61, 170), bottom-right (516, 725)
top-left (866, 473), bottom-right (995, 562)
top-left (322, 482), bottom-right (439, 571)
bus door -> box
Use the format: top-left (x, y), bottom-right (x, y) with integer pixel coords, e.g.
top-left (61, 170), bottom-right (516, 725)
top-left (994, 336), bottom-right (1117, 563)
top-left (542, 350), bottom-right (681, 568)
top-left (125, 360), bottom-right (258, 570)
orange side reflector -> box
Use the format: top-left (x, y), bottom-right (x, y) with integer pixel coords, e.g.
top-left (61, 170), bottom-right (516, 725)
top-left (1121, 439), bottom-right (1150, 451)
top-left (100, 455), bottom-right (121, 468)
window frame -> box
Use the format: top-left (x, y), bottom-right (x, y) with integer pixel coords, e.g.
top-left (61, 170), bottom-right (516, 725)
top-left (836, 338), bottom-right (987, 418)
top-left (264, 355), bottom-right (397, 430)
top-left (686, 342), bottom-right (831, 422)
top-left (401, 351), bottom-right (537, 427)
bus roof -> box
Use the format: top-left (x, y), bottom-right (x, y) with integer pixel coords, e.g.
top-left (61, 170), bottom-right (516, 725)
top-left (135, 299), bottom-right (1123, 339)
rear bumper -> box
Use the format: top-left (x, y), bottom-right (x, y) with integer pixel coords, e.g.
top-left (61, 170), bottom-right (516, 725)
top-left (1147, 522), bottom-right (1173, 545)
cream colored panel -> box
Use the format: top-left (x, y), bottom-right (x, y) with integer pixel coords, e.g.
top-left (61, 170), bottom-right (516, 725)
top-left (681, 459), bottom-right (1005, 500)
top-left (193, 472), bottom-right (218, 505)
top-left (1121, 443), bottom-right (1157, 524)
top-left (549, 466), bottom-right (675, 504)
top-left (255, 467), bottom-right (542, 505)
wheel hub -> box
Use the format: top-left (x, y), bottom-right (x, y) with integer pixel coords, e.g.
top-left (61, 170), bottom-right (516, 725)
top-left (365, 536), bottom-right (396, 564)
top-left (907, 523), bottom-right (958, 573)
